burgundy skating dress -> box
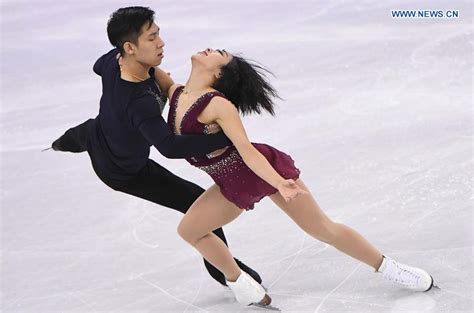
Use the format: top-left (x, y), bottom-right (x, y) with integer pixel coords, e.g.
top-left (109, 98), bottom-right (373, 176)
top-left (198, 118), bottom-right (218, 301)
top-left (168, 86), bottom-right (300, 210)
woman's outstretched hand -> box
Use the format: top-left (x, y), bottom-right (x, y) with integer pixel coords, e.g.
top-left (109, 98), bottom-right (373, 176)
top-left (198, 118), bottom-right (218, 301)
top-left (277, 179), bottom-right (308, 202)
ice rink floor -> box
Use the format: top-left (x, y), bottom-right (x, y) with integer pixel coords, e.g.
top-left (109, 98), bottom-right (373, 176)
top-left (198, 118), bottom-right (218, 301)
top-left (1, 0), bottom-right (473, 312)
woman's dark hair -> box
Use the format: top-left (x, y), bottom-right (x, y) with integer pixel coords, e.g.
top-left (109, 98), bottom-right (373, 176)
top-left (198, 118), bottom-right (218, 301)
top-left (213, 55), bottom-right (279, 116)
top-left (107, 6), bottom-right (155, 55)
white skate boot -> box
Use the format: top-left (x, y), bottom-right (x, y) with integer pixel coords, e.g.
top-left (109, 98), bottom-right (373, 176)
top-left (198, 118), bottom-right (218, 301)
top-left (226, 271), bottom-right (272, 306)
top-left (377, 256), bottom-right (435, 291)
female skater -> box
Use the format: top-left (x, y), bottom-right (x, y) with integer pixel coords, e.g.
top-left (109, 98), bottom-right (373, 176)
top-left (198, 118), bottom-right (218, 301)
top-left (161, 48), bottom-right (434, 307)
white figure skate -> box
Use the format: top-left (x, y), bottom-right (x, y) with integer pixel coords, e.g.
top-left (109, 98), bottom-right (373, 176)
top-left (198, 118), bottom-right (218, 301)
top-left (226, 271), bottom-right (272, 307)
top-left (378, 256), bottom-right (436, 291)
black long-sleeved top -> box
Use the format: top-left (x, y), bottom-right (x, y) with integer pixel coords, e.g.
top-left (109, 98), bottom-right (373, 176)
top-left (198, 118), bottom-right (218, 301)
top-left (87, 49), bottom-right (230, 180)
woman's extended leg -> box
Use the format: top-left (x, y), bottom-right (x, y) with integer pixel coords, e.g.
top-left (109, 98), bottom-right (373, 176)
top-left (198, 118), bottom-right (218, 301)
top-left (177, 184), bottom-right (244, 281)
top-left (270, 179), bottom-right (384, 270)
top-left (269, 178), bottom-right (434, 291)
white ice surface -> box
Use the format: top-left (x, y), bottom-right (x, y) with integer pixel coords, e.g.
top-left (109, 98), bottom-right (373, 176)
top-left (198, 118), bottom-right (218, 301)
top-left (1, 0), bottom-right (473, 312)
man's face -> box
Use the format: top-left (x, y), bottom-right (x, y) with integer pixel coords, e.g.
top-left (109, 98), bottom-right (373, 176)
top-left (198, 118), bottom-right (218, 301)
top-left (133, 22), bottom-right (165, 67)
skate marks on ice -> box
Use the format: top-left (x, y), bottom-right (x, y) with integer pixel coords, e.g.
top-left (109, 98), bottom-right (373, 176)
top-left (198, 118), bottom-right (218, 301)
top-left (314, 263), bottom-right (362, 312)
top-left (131, 208), bottom-right (162, 249)
top-left (126, 201), bottom-right (209, 312)
top-left (410, 30), bottom-right (472, 67)
top-left (259, 247), bottom-right (471, 312)
top-left (136, 274), bottom-right (209, 313)
top-left (337, 28), bottom-right (471, 119)
top-left (124, 201), bottom-right (211, 310)
top-left (265, 214), bottom-right (346, 290)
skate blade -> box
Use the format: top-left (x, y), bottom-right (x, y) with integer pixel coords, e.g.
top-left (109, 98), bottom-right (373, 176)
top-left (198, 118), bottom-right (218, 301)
top-left (41, 147), bottom-right (53, 152)
top-left (425, 275), bottom-right (440, 292)
top-left (251, 303), bottom-right (281, 311)
top-left (250, 294), bottom-right (280, 311)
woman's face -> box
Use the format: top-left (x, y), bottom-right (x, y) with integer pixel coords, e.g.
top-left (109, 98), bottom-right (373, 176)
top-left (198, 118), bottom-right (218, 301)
top-left (191, 48), bottom-right (232, 72)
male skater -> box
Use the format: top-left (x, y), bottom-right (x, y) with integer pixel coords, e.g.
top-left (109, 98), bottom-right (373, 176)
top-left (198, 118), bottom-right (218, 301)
top-left (52, 6), bottom-right (261, 286)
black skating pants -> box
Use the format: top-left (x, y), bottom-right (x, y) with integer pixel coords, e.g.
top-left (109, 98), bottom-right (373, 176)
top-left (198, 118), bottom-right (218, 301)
top-left (101, 159), bottom-right (229, 286)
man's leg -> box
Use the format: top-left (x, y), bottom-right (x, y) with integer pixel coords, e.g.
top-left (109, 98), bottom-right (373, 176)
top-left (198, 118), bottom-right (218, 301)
top-left (52, 118), bottom-right (94, 152)
top-left (105, 160), bottom-right (262, 286)
top-left (54, 120), bottom-right (262, 285)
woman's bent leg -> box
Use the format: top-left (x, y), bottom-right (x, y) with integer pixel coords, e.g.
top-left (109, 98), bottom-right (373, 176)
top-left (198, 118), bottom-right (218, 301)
top-left (177, 184), bottom-right (244, 282)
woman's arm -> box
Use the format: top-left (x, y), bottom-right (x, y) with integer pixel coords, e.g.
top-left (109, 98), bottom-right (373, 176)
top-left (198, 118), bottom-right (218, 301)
top-left (167, 84), bottom-right (183, 100)
top-left (206, 97), bottom-right (305, 200)
top-left (153, 67), bottom-right (175, 96)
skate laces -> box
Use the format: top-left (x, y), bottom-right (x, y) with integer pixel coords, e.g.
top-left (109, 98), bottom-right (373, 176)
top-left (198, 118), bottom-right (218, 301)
top-left (384, 258), bottom-right (421, 288)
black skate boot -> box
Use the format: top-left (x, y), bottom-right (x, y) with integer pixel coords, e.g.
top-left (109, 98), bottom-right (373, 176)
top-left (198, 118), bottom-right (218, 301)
top-left (234, 258), bottom-right (262, 285)
top-left (51, 119), bottom-right (94, 152)
top-left (205, 258), bottom-right (263, 287)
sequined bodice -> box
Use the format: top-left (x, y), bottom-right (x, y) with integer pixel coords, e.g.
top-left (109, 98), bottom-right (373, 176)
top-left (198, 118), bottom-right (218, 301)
top-left (167, 87), bottom-right (301, 211)
top-left (167, 86), bottom-right (228, 162)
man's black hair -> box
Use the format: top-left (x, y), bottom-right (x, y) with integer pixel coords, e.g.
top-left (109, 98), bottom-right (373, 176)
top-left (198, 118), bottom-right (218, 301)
top-left (107, 6), bottom-right (155, 55)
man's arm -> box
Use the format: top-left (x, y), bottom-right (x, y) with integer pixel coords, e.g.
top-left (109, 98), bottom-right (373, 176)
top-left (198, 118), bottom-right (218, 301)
top-left (138, 115), bottom-right (231, 159)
